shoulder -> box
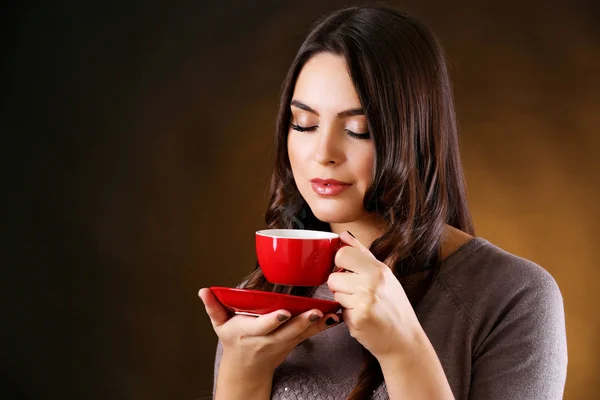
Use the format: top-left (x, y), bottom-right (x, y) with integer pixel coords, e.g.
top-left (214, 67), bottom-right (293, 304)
top-left (435, 237), bottom-right (564, 328)
top-left (433, 238), bottom-right (568, 397)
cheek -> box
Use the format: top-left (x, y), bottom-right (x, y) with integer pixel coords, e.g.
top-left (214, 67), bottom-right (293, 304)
top-left (354, 148), bottom-right (375, 189)
top-left (287, 133), bottom-right (298, 167)
top-left (287, 133), bottom-right (310, 174)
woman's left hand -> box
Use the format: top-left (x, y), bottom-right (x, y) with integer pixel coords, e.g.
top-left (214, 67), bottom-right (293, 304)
top-left (327, 231), bottom-right (424, 362)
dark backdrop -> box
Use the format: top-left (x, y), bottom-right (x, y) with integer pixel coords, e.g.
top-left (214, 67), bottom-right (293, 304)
top-left (3, 1), bottom-right (599, 399)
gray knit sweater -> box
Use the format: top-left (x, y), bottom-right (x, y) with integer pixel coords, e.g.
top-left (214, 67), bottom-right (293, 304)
top-left (213, 237), bottom-right (568, 399)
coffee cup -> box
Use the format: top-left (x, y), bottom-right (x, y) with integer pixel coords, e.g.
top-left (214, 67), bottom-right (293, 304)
top-left (256, 229), bottom-right (344, 286)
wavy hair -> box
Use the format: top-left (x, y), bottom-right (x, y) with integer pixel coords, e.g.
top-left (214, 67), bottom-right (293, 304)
top-left (243, 5), bottom-right (474, 399)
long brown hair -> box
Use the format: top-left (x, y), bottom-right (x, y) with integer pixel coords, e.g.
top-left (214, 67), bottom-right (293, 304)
top-left (244, 5), bottom-right (473, 399)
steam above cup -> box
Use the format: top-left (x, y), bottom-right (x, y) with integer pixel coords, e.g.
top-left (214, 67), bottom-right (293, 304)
top-left (256, 229), bottom-right (343, 286)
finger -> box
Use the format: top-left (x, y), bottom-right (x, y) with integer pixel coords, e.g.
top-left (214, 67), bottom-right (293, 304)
top-left (199, 288), bottom-right (231, 328)
top-left (327, 271), bottom-right (364, 294)
top-left (334, 244), bottom-right (373, 275)
top-left (340, 230), bottom-right (371, 254)
top-left (333, 291), bottom-right (357, 309)
top-left (295, 312), bottom-right (341, 342)
top-left (269, 309), bottom-right (323, 342)
top-left (244, 309), bottom-right (292, 336)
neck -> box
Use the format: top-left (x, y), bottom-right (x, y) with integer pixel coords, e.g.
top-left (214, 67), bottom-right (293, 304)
top-left (329, 213), bottom-right (388, 248)
top-left (329, 217), bottom-right (474, 263)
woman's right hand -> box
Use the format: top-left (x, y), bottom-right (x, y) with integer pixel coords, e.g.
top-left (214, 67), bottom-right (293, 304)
top-left (198, 288), bottom-right (340, 374)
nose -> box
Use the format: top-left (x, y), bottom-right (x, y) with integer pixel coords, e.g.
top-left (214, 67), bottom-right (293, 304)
top-left (313, 125), bottom-right (344, 166)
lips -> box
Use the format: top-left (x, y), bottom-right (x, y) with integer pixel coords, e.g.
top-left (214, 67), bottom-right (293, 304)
top-left (310, 178), bottom-right (352, 196)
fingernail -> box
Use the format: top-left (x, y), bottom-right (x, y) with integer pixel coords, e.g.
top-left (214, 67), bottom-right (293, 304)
top-left (325, 317), bottom-right (338, 326)
top-left (347, 231), bottom-right (355, 238)
top-left (278, 313), bottom-right (290, 322)
top-left (309, 313), bottom-right (321, 322)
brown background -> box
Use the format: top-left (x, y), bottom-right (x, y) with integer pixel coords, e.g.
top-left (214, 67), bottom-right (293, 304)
top-left (2, 0), bottom-right (598, 399)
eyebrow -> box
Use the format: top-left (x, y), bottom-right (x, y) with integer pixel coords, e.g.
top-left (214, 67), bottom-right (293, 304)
top-left (290, 100), bottom-right (364, 118)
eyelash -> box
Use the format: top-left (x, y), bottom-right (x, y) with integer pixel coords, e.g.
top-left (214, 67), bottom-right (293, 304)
top-left (290, 124), bottom-right (371, 140)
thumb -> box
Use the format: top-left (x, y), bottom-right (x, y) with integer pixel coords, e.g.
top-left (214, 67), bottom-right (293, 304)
top-left (198, 288), bottom-right (230, 328)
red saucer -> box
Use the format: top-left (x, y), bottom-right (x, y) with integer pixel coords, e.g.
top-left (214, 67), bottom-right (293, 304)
top-left (210, 286), bottom-right (341, 317)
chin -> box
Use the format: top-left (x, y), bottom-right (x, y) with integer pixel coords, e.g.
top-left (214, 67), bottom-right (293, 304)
top-left (306, 199), bottom-right (365, 224)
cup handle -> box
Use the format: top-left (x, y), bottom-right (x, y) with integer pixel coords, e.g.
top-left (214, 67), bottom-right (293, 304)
top-left (334, 242), bottom-right (351, 273)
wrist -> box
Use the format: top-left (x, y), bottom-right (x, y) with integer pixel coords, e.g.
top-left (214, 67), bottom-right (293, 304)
top-left (377, 326), bottom-right (430, 369)
top-left (377, 329), bottom-right (454, 400)
top-left (221, 350), bottom-right (276, 379)
top-left (216, 352), bottom-right (274, 400)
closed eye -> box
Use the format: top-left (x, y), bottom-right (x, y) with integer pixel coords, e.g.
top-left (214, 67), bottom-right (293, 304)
top-left (290, 124), bottom-right (370, 140)
top-left (290, 123), bottom-right (318, 132)
top-left (345, 129), bottom-right (370, 140)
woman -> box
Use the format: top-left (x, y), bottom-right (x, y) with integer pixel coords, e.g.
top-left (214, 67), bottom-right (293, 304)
top-left (199, 5), bottom-right (567, 399)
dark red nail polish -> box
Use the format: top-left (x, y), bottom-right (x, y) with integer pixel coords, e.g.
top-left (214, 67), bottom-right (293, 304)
top-left (309, 313), bottom-right (320, 322)
top-left (326, 317), bottom-right (338, 326)
top-left (347, 231), bottom-right (355, 238)
top-left (278, 314), bottom-right (289, 322)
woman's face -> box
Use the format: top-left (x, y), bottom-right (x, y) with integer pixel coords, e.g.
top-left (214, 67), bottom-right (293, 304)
top-left (288, 52), bottom-right (375, 224)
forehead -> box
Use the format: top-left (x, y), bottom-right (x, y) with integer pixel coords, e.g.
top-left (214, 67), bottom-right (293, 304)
top-left (292, 53), bottom-right (362, 113)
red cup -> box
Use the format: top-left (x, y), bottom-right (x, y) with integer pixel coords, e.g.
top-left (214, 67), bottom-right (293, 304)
top-left (256, 229), bottom-right (343, 286)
